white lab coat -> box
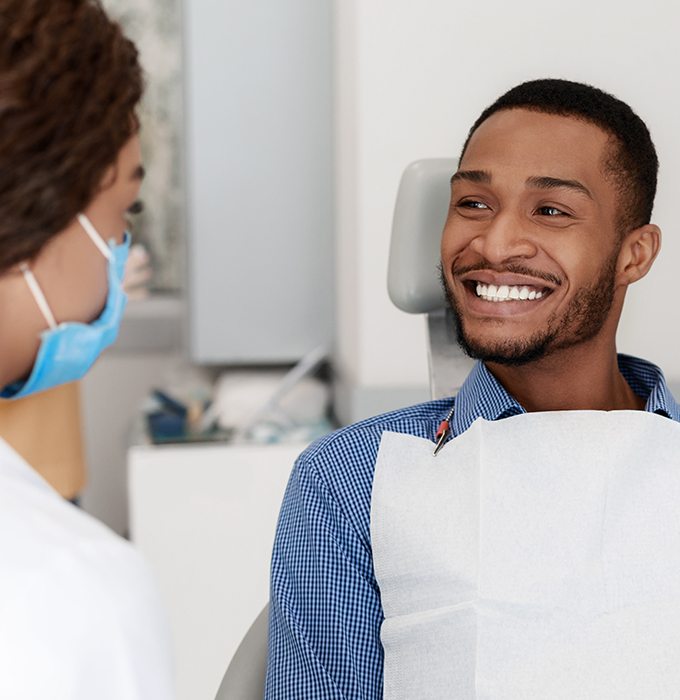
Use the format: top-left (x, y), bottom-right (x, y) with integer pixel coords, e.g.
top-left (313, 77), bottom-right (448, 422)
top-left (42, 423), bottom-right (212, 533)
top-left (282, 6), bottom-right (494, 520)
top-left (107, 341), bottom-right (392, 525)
top-left (0, 437), bottom-right (174, 699)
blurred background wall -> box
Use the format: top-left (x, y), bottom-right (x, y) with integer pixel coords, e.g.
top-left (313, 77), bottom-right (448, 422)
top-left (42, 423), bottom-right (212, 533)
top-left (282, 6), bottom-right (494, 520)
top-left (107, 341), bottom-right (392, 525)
top-left (334, 0), bottom-right (680, 422)
top-left (101, 0), bottom-right (185, 291)
top-left (81, 0), bottom-right (186, 533)
top-left (83, 0), bottom-right (680, 535)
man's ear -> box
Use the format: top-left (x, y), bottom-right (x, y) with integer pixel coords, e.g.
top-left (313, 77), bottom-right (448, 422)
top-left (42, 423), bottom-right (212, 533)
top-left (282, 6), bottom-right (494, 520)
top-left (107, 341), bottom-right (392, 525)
top-left (616, 224), bottom-right (661, 286)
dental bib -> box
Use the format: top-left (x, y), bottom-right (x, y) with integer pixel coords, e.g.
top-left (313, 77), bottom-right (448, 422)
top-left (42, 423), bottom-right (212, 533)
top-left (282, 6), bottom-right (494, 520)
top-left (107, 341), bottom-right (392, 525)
top-left (371, 411), bottom-right (680, 699)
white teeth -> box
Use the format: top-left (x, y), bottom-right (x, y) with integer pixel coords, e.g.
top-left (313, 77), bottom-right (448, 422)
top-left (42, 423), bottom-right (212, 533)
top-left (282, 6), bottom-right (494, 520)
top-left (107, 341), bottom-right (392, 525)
top-left (474, 283), bottom-right (546, 302)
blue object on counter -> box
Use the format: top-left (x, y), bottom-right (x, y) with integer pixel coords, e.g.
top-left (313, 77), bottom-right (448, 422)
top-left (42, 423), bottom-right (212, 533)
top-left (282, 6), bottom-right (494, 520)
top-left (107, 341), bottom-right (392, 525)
top-left (147, 410), bottom-right (187, 440)
top-left (145, 387), bottom-right (233, 444)
top-left (152, 389), bottom-right (188, 418)
top-left (146, 388), bottom-right (188, 440)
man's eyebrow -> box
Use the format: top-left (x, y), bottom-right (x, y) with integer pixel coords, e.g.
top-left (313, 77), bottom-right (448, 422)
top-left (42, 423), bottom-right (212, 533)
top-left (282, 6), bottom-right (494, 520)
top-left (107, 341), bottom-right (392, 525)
top-left (450, 169), bottom-right (492, 185)
top-left (131, 164), bottom-right (146, 182)
top-left (526, 175), bottom-right (592, 199)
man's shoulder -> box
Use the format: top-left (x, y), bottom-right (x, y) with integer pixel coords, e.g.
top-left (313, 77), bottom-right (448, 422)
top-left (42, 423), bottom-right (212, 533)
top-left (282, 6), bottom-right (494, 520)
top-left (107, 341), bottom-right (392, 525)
top-left (278, 398), bottom-right (453, 549)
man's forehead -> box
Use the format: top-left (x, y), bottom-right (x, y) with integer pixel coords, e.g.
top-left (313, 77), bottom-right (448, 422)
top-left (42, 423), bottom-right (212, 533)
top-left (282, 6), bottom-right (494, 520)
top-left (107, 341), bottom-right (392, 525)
top-left (466, 107), bottom-right (610, 144)
top-left (459, 108), bottom-right (611, 182)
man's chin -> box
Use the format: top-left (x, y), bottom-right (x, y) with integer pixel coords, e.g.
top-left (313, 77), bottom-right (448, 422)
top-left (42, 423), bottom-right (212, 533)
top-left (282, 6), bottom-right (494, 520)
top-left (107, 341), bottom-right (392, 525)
top-left (456, 330), bottom-right (555, 367)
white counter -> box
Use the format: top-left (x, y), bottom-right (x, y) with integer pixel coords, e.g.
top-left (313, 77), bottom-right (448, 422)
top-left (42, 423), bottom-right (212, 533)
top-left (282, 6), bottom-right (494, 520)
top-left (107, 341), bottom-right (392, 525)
top-left (128, 440), bottom-right (303, 700)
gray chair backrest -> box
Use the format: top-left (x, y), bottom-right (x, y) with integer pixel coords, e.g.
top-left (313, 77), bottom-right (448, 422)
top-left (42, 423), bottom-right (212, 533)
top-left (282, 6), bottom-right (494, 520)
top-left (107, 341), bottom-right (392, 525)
top-left (388, 158), bottom-right (455, 314)
top-left (388, 159), bottom-right (474, 398)
top-left (214, 604), bottom-right (269, 700)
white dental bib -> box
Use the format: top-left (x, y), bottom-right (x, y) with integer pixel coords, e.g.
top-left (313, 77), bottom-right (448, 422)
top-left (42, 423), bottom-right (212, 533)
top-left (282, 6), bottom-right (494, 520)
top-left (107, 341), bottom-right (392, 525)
top-left (371, 411), bottom-right (680, 699)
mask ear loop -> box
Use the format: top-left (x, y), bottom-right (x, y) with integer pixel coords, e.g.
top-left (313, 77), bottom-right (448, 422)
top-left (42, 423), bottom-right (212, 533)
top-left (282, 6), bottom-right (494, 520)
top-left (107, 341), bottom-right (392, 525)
top-left (19, 264), bottom-right (58, 330)
top-left (77, 213), bottom-right (113, 261)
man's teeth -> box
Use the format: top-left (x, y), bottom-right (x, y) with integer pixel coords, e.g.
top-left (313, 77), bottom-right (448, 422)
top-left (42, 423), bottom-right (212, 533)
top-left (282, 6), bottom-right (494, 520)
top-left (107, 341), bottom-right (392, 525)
top-left (475, 283), bottom-right (544, 302)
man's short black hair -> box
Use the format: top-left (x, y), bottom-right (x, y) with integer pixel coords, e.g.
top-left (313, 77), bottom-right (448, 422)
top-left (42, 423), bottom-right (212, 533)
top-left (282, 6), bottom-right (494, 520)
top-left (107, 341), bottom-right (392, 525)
top-left (460, 78), bottom-right (658, 235)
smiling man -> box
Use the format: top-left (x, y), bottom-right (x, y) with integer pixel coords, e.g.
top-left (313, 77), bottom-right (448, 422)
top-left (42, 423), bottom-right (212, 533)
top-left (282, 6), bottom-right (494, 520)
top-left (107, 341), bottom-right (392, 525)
top-left (441, 87), bottom-right (660, 413)
top-left (266, 79), bottom-right (680, 699)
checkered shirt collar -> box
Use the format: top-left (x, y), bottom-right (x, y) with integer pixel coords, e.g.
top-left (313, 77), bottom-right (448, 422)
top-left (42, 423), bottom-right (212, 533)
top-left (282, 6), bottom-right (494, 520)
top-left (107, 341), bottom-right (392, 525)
top-left (450, 354), bottom-right (680, 437)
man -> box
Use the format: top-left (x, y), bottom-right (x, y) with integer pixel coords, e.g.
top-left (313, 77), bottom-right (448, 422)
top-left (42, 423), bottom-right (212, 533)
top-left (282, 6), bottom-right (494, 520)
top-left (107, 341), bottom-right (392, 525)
top-left (0, 1), bottom-right (172, 697)
top-left (266, 79), bottom-right (680, 698)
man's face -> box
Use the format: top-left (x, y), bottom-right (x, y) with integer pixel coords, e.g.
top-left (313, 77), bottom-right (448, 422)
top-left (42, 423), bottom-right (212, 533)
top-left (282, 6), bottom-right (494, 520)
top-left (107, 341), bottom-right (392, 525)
top-left (440, 108), bottom-right (623, 366)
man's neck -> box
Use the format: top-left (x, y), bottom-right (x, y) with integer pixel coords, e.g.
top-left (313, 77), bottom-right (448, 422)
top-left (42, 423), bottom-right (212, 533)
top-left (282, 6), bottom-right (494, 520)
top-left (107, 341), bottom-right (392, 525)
top-left (485, 339), bottom-right (646, 413)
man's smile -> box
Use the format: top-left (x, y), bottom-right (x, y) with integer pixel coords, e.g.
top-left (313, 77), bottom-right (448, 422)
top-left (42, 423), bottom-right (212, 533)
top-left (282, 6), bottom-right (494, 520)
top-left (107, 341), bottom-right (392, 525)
top-left (474, 282), bottom-right (544, 301)
top-left (455, 269), bottom-right (559, 318)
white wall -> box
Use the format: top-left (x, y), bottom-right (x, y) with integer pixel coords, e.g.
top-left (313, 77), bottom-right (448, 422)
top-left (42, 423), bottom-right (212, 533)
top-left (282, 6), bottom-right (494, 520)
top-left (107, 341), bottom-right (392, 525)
top-left (80, 351), bottom-right (184, 534)
top-left (335, 0), bottom-right (680, 421)
top-left (79, 296), bottom-right (186, 534)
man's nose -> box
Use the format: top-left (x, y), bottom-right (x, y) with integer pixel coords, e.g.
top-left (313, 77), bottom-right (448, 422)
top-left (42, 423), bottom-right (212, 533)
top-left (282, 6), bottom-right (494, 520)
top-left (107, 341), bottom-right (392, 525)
top-left (468, 210), bottom-right (537, 264)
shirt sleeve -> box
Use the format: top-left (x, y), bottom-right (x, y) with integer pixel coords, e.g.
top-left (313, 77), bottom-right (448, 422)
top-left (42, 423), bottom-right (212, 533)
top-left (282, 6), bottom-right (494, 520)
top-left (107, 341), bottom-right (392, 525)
top-left (266, 452), bottom-right (384, 699)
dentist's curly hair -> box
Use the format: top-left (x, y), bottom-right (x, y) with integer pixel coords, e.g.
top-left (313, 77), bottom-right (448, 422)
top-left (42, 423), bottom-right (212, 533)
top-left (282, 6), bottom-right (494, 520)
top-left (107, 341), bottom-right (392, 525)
top-left (460, 79), bottom-right (658, 237)
top-left (0, 0), bottom-right (143, 272)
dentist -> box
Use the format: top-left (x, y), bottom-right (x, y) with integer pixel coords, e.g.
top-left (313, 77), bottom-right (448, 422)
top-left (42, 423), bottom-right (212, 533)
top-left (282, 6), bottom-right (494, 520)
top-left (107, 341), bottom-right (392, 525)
top-left (0, 1), bottom-right (172, 697)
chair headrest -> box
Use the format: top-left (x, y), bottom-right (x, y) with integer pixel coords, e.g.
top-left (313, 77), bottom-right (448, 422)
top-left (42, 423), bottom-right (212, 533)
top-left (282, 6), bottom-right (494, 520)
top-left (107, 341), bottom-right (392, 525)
top-left (387, 158), bottom-right (457, 314)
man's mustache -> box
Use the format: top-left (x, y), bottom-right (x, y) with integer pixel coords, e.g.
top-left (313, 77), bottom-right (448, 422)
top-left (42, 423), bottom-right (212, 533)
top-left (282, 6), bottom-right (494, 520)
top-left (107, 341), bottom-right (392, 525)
top-left (451, 261), bottom-right (563, 287)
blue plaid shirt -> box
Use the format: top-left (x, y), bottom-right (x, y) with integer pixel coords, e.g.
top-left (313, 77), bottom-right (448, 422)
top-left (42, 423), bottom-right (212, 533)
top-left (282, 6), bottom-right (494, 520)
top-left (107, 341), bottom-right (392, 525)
top-left (266, 355), bottom-right (680, 699)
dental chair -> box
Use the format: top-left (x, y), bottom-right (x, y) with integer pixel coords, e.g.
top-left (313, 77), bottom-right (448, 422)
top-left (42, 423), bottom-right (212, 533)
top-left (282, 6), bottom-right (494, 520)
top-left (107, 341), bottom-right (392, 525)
top-left (388, 158), bottom-right (474, 398)
top-left (214, 158), bottom-right (470, 700)
top-left (214, 605), bottom-right (269, 700)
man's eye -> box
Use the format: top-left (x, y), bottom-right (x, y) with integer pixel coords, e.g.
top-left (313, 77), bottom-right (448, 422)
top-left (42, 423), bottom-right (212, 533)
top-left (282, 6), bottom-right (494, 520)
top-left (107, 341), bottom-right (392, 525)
top-left (458, 200), bottom-right (489, 210)
top-left (536, 206), bottom-right (566, 217)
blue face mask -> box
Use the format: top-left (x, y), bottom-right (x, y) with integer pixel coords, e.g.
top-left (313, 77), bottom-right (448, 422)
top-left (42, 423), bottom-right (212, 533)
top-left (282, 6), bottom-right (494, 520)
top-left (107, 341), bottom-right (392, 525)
top-left (1, 213), bottom-right (131, 400)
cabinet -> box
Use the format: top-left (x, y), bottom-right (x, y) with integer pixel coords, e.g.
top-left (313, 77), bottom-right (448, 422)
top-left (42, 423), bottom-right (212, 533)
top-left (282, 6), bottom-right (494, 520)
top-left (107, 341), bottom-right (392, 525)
top-left (184, 0), bottom-right (334, 363)
top-left (128, 441), bottom-right (302, 700)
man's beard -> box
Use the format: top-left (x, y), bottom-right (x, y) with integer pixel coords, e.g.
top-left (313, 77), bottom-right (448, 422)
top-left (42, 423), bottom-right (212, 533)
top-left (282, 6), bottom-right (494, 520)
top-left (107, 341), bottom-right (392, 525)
top-left (441, 254), bottom-right (618, 367)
